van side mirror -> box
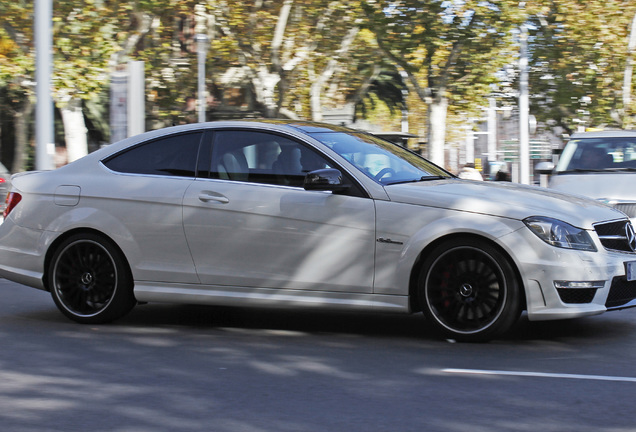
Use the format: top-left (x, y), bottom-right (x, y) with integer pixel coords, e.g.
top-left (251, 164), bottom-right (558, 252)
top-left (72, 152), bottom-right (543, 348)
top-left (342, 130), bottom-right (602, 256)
top-left (535, 161), bottom-right (555, 188)
top-left (535, 161), bottom-right (554, 175)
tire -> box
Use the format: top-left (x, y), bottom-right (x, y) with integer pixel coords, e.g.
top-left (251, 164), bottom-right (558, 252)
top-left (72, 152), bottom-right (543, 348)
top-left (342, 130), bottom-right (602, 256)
top-left (48, 233), bottom-right (136, 324)
top-left (418, 238), bottom-right (522, 342)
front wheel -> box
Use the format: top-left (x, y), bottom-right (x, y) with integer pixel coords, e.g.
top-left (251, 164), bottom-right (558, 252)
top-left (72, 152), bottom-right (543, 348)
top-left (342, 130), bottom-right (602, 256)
top-left (48, 233), bottom-right (136, 324)
top-left (418, 238), bottom-right (522, 342)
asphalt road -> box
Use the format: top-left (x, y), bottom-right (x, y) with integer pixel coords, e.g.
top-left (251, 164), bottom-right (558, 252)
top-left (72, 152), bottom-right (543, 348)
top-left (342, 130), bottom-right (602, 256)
top-left (1, 278), bottom-right (636, 432)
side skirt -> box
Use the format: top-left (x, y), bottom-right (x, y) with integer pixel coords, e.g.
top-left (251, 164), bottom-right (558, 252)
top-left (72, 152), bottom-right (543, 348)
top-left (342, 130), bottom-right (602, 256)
top-left (134, 282), bottom-right (410, 313)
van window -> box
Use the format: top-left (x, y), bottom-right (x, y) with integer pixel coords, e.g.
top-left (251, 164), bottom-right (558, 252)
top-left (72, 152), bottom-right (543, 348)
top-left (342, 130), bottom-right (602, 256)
top-left (555, 137), bottom-right (636, 172)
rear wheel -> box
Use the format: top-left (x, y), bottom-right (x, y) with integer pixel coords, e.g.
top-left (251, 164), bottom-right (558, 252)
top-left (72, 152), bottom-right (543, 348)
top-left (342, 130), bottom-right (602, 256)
top-left (418, 238), bottom-right (522, 342)
top-left (48, 233), bottom-right (135, 323)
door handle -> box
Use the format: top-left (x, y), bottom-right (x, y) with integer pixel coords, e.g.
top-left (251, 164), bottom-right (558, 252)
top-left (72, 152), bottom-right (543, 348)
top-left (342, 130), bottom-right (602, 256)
top-left (198, 192), bottom-right (229, 204)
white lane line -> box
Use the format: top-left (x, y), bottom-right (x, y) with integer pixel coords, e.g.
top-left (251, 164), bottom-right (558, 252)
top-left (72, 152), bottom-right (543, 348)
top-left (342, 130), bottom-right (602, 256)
top-left (443, 368), bottom-right (636, 383)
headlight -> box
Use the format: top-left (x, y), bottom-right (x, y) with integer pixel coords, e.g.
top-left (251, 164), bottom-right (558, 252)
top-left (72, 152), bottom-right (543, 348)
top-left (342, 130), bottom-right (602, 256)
top-left (524, 216), bottom-right (597, 251)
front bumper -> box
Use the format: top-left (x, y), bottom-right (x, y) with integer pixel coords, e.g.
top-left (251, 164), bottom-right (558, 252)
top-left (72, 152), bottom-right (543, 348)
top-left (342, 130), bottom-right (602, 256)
top-left (605, 276), bottom-right (636, 310)
top-left (500, 226), bottom-right (636, 321)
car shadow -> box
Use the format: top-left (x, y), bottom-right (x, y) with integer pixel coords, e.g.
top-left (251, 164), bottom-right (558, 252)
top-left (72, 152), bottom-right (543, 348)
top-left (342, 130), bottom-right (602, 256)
top-left (122, 303), bottom-right (432, 339)
top-left (114, 303), bottom-right (636, 344)
top-left (12, 294), bottom-right (635, 344)
top-left (508, 312), bottom-right (636, 342)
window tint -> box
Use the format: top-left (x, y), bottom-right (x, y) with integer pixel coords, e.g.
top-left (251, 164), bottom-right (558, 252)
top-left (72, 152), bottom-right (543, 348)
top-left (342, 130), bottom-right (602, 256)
top-left (103, 132), bottom-right (202, 177)
top-left (556, 137), bottom-right (636, 172)
top-left (210, 131), bottom-right (331, 187)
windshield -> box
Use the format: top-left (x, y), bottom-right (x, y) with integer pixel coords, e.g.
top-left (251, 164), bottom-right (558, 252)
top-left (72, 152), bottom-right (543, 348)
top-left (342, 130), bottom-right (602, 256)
top-left (556, 136), bottom-right (636, 173)
top-left (310, 131), bottom-right (451, 185)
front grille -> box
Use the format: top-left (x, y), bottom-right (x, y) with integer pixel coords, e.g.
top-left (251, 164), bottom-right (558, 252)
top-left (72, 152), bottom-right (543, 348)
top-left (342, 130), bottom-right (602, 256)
top-left (613, 203), bottom-right (636, 219)
top-left (594, 220), bottom-right (636, 252)
top-left (606, 276), bottom-right (636, 308)
top-left (557, 288), bottom-right (597, 304)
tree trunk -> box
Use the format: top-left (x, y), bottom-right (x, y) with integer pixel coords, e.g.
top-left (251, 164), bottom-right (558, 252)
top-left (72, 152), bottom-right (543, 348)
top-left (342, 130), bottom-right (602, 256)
top-left (254, 67), bottom-right (281, 118)
top-left (12, 98), bottom-right (33, 173)
top-left (310, 26), bottom-right (360, 121)
top-left (623, 11), bottom-right (636, 116)
top-left (427, 97), bottom-right (448, 167)
top-left (310, 75), bottom-right (324, 121)
top-left (60, 98), bottom-right (88, 163)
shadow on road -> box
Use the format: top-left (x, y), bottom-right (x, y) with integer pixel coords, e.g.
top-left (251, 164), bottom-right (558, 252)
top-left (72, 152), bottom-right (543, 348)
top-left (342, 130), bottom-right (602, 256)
top-left (100, 302), bottom-right (636, 344)
top-left (7, 285), bottom-right (636, 344)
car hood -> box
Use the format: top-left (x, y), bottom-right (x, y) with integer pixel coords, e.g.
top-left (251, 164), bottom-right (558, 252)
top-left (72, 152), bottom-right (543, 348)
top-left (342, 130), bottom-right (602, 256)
top-left (384, 179), bottom-right (625, 228)
top-left (549, 172), bottom-right (636, 202)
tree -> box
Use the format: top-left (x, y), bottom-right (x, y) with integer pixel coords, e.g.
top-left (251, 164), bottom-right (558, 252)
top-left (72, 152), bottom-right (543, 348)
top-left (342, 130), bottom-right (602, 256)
top-left (108, 0), bottom-right (211, 128)
top-left (623, 10), bottom-right (636, 123)
top-left (1, 0), bottom-right (126, 168)
top-left (527, 0), bottom-right (636, 132)
top-left (53, 0), bottom-right (122, 161)
top-left (207, 0), bottom-right (379, 120)
top-left (1, 0), bottom-right (36, 172)
top-left (353, 67), bottom-right (407, 122)
top-left (363, 0), bottom-right (524, 166)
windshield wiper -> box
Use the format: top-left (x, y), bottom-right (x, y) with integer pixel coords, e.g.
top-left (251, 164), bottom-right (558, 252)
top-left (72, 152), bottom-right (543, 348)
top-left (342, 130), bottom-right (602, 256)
top-left (385, 175), bottom-right (446, 185)
top-left (558, 167), bottom-right (636, 174)
top-left (604, 167), bottom-right (636, 172)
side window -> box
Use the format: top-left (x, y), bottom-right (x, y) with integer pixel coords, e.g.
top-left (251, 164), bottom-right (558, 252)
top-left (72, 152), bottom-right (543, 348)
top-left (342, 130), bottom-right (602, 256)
top-left (103, 132), bottom-right (202, 177)
top-left (210, 130), bottom-right (331, 187)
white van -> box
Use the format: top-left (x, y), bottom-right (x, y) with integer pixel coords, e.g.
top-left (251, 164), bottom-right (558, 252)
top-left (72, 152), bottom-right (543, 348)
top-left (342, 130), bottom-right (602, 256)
top-left (546, 131), bottom-right (636, 221)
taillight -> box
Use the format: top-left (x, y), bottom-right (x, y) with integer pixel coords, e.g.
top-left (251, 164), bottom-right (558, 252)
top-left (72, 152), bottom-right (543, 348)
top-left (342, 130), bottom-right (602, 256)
top-left (3, 192), bottom-right (22, 219)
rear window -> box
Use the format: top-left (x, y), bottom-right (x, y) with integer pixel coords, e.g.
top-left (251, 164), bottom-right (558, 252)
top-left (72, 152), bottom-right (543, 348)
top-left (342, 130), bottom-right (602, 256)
top-left (103, 132), bottom-right (202, 177)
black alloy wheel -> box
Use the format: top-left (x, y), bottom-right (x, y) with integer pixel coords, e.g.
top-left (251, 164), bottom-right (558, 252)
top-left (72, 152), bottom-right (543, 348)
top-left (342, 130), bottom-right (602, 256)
top-left (418, 238), bottom-right (522, 342)
top-left (49, 233), bottom-right (136, 323)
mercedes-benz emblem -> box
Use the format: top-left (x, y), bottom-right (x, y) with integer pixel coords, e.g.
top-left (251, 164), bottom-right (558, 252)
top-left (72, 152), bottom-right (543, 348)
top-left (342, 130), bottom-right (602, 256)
top-left (626, 223), bottom-right (636, 252)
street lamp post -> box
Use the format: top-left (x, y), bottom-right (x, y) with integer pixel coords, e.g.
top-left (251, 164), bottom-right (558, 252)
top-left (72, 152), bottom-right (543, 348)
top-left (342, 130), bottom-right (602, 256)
top-left (195, 34), bottom-right (209, 123)
top-left (35, 0), bottom-right (54, 170)
top-left (519, 23), bottom-right (530, 185)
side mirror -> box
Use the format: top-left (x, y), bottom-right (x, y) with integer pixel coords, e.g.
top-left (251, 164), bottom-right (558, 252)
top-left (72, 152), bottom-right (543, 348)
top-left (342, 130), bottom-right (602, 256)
top-left (535, 161), bottom-right (555, 175)
top-left (304, 169), bottom-right (350, 192)
top-left (535, 161), bottom-right (555, 188)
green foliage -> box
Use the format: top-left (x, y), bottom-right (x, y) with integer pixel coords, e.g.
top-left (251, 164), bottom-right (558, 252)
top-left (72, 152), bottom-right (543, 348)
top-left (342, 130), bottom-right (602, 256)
top-left (362, 0), bottom-right (525, 106)
top-left (206, 0), bottom-right (377, 118)
top-left (2, 0), bottom-right (636, 167)
top-left (355, 67), bottom-right (407, 118)
top-left (0, 0), bottom-right (34, 97)
top-left (526, 0), bottom-right (636, 132)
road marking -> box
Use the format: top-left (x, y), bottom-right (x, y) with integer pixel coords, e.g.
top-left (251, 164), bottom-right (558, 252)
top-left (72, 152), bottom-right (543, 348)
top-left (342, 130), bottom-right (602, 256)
top-left (443, 368), bottom-right (636, 383)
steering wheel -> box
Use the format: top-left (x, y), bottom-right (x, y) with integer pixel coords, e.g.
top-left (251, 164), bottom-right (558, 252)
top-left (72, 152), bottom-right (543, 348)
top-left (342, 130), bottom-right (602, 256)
top-left (374, 167), bottom-right (396, 181)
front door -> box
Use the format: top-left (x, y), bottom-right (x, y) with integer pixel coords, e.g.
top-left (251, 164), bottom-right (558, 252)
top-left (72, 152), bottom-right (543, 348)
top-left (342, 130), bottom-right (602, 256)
top-left (182, 129), bottom-right (376, 293)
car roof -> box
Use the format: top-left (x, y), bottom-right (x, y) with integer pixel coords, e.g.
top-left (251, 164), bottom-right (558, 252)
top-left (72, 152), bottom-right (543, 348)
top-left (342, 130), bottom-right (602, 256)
top-left (132, 120), bottom-right (356, 141)
top-left (63, 120), bottom-right (363, 170)
top-left (236, 119), bottom-right (349, 132)
top-left (570, 130), bottom-right (636, 139)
